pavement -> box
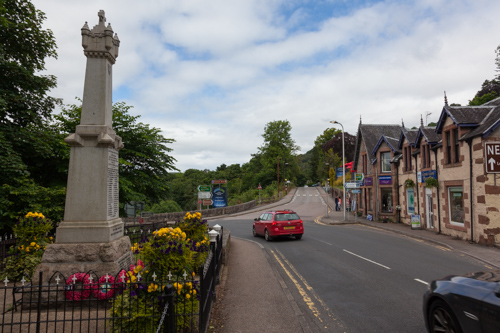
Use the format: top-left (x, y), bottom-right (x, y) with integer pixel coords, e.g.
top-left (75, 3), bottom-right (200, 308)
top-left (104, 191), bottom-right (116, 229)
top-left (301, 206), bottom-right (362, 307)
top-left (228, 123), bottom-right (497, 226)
top-left (210, 188), bottom-right (500, 332)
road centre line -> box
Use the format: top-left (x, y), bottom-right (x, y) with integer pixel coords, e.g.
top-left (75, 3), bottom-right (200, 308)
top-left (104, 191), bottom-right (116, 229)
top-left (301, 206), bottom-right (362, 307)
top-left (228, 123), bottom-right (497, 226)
top-left (415, 279), bottom-right (429, 285)
top-left (306, 236), bottom-right (333, 246)
top-left (343, 250), bottom-right (391, 270)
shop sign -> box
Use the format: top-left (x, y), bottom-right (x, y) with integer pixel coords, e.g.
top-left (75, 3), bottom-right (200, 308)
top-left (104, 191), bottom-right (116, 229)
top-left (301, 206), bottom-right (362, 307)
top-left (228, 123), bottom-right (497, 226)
top-left (379, 175), bottom-right (392, 185)
top-left (364, 177), bottom-right (373, 186)
top-left (420, 170), bottom-right (437, 183)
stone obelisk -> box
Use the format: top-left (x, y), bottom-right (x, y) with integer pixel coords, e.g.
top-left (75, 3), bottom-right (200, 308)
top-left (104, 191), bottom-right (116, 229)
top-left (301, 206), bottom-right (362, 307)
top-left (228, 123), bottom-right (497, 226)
top-left (36, 11), bottom-right (133, 280)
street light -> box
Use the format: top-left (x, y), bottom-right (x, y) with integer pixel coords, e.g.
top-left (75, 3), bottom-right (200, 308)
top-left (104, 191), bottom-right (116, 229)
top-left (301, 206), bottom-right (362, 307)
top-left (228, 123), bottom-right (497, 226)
top-left (330, 120), bottom-right (345, 221)
top-left (284, 162), bottom-right (288, 194)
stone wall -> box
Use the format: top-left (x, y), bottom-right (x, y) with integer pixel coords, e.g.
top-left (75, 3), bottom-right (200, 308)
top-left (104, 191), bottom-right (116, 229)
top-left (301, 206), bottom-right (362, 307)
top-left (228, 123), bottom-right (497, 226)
top-left (123, 200), bottom-right (258, 225)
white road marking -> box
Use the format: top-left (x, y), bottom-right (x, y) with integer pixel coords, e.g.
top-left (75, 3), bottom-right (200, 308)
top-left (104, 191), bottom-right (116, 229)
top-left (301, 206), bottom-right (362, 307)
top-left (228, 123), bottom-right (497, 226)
top-left (306, 236), bottom-right (333, 246)
top-left (415, 279), bottom-right (429, 285)
top-left (343, 250), bottom-right (391, 270)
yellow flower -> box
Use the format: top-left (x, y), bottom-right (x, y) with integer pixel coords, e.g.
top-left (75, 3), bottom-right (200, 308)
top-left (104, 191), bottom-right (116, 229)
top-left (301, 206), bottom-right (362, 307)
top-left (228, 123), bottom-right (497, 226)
top-left (186, 294), bottom-right (191, 299)
top-left (191, 289), bottom-right (197, 295)
top-left (129, 276), bottom-right (137, 283)
top-left (30, 242), bottom-right (36, 247)
top-left (134, 265), bottom-right (143, 274)
top-left (26, 247), bottom-right (30, 252)
top-left (148, 283), bottom-right (158, 293)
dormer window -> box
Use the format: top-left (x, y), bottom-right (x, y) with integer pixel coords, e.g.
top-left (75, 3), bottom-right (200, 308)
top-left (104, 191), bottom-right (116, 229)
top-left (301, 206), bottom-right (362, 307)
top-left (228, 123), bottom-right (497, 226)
top-left (381, 152), bottom-right (391, 173)
top-left (404, 146), bottom-right (412, 172)
top-left (444, 128), bottom-right (460, 165)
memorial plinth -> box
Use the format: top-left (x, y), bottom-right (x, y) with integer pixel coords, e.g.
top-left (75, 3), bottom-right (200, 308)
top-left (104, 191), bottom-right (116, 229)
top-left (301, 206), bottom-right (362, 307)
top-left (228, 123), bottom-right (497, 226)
top-left (36, 11), bottom-right (133, 281)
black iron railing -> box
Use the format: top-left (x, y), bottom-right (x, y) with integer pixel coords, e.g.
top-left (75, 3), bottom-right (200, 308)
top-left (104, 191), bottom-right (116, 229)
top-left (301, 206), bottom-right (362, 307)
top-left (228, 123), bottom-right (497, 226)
top-left (0, 228), bottom-right (223, 333)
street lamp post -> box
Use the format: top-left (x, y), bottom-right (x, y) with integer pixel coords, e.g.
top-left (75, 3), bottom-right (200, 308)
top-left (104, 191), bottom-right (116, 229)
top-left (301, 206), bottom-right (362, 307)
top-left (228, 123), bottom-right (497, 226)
top-left (330, 120), bottom-right (346, 221)
top-left (284, 162), bottom-right (288, 194)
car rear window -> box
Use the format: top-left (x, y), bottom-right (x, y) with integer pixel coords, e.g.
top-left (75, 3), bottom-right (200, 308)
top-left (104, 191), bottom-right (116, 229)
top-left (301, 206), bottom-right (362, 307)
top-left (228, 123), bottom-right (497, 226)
top-left (275, 213), bottom-right (300, 221)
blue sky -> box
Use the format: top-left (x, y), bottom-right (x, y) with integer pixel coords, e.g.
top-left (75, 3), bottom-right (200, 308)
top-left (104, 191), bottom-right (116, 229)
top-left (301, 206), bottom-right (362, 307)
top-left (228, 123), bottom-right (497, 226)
top-left (35, 0), bottom-right (500, 171)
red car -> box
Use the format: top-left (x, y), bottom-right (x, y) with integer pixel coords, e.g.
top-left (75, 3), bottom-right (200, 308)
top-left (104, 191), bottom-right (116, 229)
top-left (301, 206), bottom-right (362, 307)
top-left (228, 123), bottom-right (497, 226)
top-left (253, 210), bottom-right (304, 241)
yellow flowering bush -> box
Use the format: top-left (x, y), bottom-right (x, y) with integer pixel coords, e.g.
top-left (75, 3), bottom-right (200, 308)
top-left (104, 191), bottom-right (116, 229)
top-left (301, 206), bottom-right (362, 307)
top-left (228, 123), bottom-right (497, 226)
top-left (1, 212), bottom-right (55, 281)
top-left (177, 211), bottom-right (208, 243)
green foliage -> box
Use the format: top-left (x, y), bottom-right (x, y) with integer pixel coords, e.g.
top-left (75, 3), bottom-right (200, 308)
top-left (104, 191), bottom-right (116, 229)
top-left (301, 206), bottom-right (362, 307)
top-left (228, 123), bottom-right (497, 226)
top-left (425, 177), bottom-right (438, 188)
top-left (108, 286), bottom-right (160, 333)
top-left (1, 212), bottom-right (55, 281)
top-left (0, 0), bottom-right (64, 229)
top-left (147, 200), bottom-right (182, 213)
top-left (0, 0), bottom-right (59, 127)
top-left (134, 214), bottom-right (209, 280)
top-left (54, 101), bottom-right (178, 215)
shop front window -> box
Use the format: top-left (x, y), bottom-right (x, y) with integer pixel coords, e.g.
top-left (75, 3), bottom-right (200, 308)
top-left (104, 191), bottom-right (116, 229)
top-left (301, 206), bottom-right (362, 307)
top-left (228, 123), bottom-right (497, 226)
top-left (448, 187), bottom-right (464, 224)
top-left (381, 188), bottom-right (393, 213)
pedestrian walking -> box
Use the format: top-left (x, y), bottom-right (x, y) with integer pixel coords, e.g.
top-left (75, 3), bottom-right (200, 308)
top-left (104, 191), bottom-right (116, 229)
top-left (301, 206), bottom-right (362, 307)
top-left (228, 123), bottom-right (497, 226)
top-left (335, 196), bottom-right (339, 211)
top-left (338, 197), bottom-right (342, 211)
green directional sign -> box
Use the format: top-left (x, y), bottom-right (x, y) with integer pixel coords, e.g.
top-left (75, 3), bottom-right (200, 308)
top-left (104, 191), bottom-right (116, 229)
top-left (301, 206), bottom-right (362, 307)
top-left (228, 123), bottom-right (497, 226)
top-left (198, 185), bottom-right (211, 192)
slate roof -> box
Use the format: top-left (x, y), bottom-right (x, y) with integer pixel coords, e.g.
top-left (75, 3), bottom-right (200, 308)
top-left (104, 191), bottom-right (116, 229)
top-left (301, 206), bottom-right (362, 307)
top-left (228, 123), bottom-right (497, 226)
top-left (353, 124), bottom-right (402, 167)
top-left (461, 107), bottom-right (500, 140)
top-left (436, 105), bottom-right (494, 133)
top-left (398, 127), bottom-right (419, 149)
top-left (415, 126), bottom-right (441, 146)
top-left (435, 97), bottom-right (500, 141)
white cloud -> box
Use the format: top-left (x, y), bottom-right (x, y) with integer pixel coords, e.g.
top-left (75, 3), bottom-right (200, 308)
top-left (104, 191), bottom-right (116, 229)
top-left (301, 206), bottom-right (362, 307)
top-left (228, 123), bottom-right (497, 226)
top-left (32, 0), bottom-right (500, 171)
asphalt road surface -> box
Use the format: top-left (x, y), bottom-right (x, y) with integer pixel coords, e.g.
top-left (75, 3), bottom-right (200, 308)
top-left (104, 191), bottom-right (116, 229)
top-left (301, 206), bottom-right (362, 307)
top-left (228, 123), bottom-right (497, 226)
top-left (213, 187), bottom-right (489, 332)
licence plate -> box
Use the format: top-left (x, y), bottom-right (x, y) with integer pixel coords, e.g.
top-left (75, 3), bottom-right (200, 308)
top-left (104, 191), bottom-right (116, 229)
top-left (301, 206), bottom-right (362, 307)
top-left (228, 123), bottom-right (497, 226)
top-left (283, 226), bottom-right (295, 230)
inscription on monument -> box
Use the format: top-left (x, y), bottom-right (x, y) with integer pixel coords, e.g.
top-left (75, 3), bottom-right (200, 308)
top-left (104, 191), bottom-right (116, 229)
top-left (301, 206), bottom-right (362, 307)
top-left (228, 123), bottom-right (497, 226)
top-left (110, 224), bottom-right (123, 238)
top-left (107, 148), bottom-right (119, 219)
top-left (116, 252), bottom-right (133, 271)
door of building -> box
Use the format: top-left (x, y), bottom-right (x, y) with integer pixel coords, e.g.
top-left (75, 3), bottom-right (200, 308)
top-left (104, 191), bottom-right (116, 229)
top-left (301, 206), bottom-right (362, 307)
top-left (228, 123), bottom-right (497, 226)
top-left (425, 188), bottom-right (434, 229)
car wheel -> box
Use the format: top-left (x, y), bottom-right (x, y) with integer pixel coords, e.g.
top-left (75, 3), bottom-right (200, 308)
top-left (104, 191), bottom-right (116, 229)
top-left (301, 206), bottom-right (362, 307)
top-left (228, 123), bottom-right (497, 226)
top-left (295, 234), bottom-right (303, 240)
top-left (428, 299), bottom-right (463, 333)
top-left (253, 226), bottom-right (258, 237)
top-left (264, 229), bottom-right (272, 241)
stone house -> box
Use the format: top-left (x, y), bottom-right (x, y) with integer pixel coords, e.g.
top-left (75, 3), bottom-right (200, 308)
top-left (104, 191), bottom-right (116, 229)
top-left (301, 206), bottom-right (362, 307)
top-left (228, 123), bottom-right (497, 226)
top-left (352, 123), bottom-right (402, 222)
top-left (431, 99), bottom-right (500, 245)
top-left (352, 98), bottom-right (500, 246)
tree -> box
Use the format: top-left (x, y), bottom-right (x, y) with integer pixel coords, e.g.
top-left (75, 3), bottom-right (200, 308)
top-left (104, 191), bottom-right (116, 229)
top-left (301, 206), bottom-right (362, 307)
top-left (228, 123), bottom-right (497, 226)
top-left (468, 45), bottom-right (500, 106)
top-left (54, 102), bottom-right (178, 213)
top-left (257, 120), bottom-right (300, 188)
top-left (0, 0), bottom-right (64, 229)
top-left (469, 79), bottom-right (500, 106)
top-left (0, 0), bottom-right (59, 127)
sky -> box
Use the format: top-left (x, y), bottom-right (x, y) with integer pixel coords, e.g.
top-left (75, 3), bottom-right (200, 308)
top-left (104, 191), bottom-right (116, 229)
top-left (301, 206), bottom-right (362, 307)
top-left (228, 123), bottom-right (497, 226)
top-left (33, 0), bottom-right (500, 172)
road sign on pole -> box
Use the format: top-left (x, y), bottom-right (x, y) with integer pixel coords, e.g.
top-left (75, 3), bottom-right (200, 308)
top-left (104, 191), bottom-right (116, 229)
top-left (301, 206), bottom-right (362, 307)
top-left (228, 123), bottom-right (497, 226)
top-left (354, 173), bottom-right (364, 182)
top-left (211, 179), bottom-right (227, 184)
top-left (198, 192), bottom-right (212, 199)
top-left (202, 199), bottom-right (213, 206)
top-left (198, 185), bottom-right (211, 192)
top-left (345, 182), bottom-right (360, 189)
top-left (485, 142), bottom-right (500, 173)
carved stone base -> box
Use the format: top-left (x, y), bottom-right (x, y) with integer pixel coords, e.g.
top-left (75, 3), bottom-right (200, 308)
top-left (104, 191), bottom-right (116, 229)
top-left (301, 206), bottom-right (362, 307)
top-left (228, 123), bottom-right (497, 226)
top-left (33, 236), bottom-right (134, 283)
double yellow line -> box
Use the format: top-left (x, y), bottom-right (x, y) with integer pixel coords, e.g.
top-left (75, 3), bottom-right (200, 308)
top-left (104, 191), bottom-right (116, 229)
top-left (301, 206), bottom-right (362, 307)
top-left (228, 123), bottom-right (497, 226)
top-left (270, 248), bottom-right (343, 330)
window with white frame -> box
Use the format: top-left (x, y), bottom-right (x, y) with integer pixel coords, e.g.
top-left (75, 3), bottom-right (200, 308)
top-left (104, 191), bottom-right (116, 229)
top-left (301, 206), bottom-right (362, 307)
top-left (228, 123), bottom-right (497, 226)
top-left (381, 152), bottom-right (391, 173)
top-left (448, 187), bottom-right (464, 224)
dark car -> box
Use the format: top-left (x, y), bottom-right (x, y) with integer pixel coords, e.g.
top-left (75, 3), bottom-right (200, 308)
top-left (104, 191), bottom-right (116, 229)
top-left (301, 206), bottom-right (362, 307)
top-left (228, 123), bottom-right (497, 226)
top-left (253, 210), bottom-right (304, 241)
top-left (423, 270), bottom-right (500, 333)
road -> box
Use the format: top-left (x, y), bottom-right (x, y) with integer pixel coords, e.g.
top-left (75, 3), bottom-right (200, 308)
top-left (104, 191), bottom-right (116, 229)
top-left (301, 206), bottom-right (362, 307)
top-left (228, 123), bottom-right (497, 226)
top-left (212, 187), bottom-right (490, 332)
